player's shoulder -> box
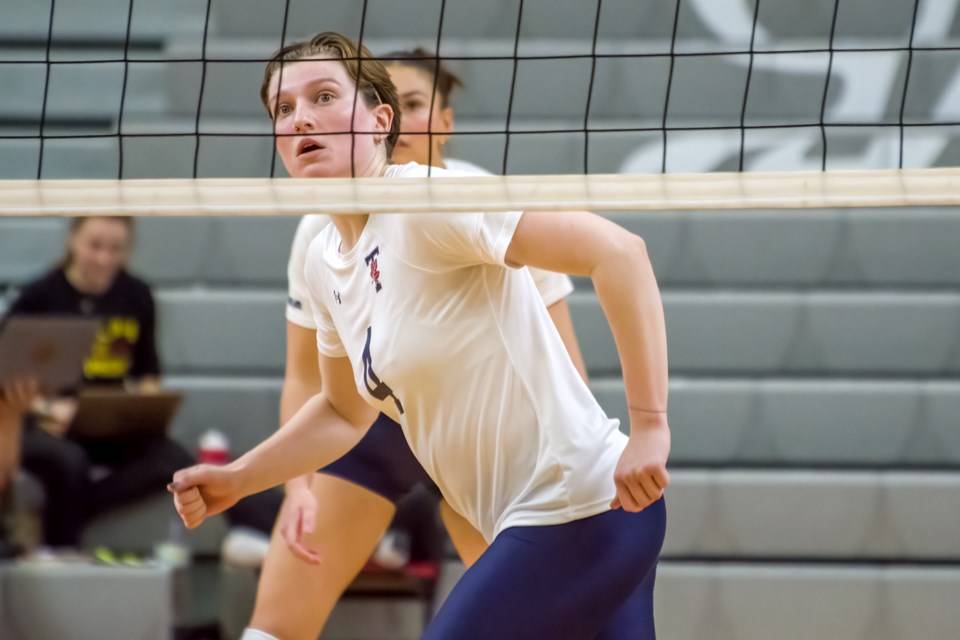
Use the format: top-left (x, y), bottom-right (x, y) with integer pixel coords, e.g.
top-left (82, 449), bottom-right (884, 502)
top-left (294, 214), bottom-right (332, 244)
top-left (442, 158), bottom-right (493, 176)
top-left (305, 220), bottom-right (337, 256)
top-left (8, 267), bottom-right (62, 310)
top-left (376, 163), bottom-right (493, 252)
top-left (17, 268), bottom-right (59, 293)
top-left (113, 270), bottom-right (153, 297)
top-left (386, 161), bottom-right (485, 180)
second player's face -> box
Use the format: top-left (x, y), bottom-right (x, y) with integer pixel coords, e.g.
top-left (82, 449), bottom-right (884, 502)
top-left (388, 64), bottom-right (453, 167)
top-left (267, 58), bottom-right (389, 179)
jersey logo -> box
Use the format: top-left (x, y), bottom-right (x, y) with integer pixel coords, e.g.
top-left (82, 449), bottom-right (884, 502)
top-left (287, 296), bottom-right (303, 310)
top-left (364, 246), bottom-right (382, 292)
top-left (333, 290), bottom-right (341, 304)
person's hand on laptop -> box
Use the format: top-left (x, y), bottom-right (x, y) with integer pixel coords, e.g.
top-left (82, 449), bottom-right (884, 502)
top-left (0, 377), bottom-right (38, 491)
top-left (0, 378), bottom-right (37, 413)
top-left (32, 396), bottom-right (78, 437)
top-left (126, 376), bottom-right (162, 395)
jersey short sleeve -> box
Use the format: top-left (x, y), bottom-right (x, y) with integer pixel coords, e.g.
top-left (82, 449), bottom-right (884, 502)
top-left (286, 215), bottom-right (330, 329)
top-left (411, 209), bottom-right (523, 269)
top-left (529, 268), bottom-right (575, 307)
top-left (386, 163), bottom-right (522, 268)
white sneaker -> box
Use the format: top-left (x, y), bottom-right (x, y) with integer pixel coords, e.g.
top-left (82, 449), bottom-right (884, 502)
top-left (371, 530), bottom-right (410, 570)
top-left (221, 527), bottom-right (271, 568)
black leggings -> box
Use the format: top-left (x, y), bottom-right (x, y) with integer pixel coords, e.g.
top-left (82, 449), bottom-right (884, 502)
top-left (20, 425), bottom-right (281, 547)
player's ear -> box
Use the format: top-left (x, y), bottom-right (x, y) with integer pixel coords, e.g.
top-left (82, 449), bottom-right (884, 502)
top-left (439, 105), bottom-right (454, 134)
top-left (372, 103), bottom-right (393, 139)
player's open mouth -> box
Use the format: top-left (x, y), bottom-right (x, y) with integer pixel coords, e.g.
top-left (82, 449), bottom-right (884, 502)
top-left (297, 139), bottom-right (325, 157)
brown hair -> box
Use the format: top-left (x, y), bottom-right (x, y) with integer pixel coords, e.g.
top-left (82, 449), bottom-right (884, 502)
top-left (383, 48), bottom-right (465, 109)
top-left (61, 216), bottom-right (135, 268)
top-left (259, 32), bottom-right (401, 158)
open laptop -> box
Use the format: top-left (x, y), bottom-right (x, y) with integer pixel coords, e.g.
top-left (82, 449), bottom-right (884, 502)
top-left (67, 388), bottom-right (184, 440)
top-left (0, 315), bottom-right (99, 391)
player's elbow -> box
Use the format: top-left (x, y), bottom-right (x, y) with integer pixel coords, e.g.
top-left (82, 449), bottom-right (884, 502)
top-left (608, 231), bottom-right (650, 270)
top-left (589, 230), bottom-right (652, 286)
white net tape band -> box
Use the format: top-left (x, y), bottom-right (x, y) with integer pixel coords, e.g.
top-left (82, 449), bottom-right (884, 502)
top-left (2, 168), bottom-right (959, 217)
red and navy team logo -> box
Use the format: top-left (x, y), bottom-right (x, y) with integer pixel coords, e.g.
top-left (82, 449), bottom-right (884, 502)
top-left (364, 246), bottom-right (382, 292)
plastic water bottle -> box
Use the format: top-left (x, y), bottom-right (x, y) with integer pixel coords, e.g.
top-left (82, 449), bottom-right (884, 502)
top-left (153, 517), bottom-right (191, 568)
top-left (197, 428), bottom-right (230, 465)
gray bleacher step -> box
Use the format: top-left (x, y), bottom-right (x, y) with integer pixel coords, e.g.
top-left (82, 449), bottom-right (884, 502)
top-left (601, 208), bottom-right (960, 288)
top-left (0, 218), bottom-right (68, 282)
top-left (151, 289), bottom-right (960, 376)
top-left (207, 0), bottom-right (931, 42)
top-left (162, 34), bottom-right (958, 123)
top-left (163, 375), bottom-right (960, 468)
top-left (0, 48), bottom-right (170, 122)
top-left (164, 375), bottom-right (283, 455)
top-left (592, 377), bottom-right (960, 467)
top-left (165, 37), bottom-right (679, 121)
top-left (157, 289), bottom-right (288, 377)
top-left (209, 0), bottom-right (678, 41)
top-left (663, 470), bottom-right (960, 560)
top-left (569, 290), bottom-right (960, 376)
top-left (652, 562), bottom-right (960, 640)
top-left (0, 0), bottom-right (206, 42)
top-left (8, 208), bottom-right (958, 288)
top-left (0, 136), bottom-right (123, 180)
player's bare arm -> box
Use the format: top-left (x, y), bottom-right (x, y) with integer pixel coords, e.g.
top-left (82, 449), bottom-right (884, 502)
top-left (506, 210), bottom-right (670, 512)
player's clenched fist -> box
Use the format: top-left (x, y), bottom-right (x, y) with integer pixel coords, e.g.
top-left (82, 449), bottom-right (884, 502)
top-left (610, 415), bottom-right (671, 513)
top-left (167, 463), bottom-right (243, 529)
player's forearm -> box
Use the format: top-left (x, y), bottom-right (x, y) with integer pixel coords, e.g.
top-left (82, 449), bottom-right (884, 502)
top-left (232, 393), bottom-right (369, 498)
top-left (279, 377), bottom-right (323, 492)
top-left (591, 234), bottom-right (669, 421)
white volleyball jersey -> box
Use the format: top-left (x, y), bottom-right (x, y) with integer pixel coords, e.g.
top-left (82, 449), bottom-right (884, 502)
top-left (442, 157), bottom-right (491, 174)
top-left (441, 158), bottom-right (574, 305)
top-left (285, 162), bottom-right (573, 328)
top-left (286, 214), bottom-right (331, 329)
top-left (303, 162), bottom-right (626, 542)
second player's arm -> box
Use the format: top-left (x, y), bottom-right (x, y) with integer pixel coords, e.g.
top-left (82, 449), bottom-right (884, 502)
top-left (546, 299), bottom-right (588, 382)
top-left (280, 321), bottom-right (325, 495)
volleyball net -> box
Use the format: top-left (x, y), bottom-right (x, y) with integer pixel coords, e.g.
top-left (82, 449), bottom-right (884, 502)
top-left (1, 0), bottom-right (959, 215)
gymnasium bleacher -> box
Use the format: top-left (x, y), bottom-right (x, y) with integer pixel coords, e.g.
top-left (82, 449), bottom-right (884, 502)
top-left (2, 1), bottom-right (959, 638)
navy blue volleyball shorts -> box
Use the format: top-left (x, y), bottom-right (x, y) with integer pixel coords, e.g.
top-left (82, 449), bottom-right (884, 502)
top-left (424, 500), bottom-right (666, 640)
top-left (318, 412), bottom-right (441, 504)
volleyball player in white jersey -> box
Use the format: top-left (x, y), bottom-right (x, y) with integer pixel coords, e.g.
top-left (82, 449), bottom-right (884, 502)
top-left (171, 32), bottom-right (668, 639)
top-left (244, 50), bottom-right (586, 640)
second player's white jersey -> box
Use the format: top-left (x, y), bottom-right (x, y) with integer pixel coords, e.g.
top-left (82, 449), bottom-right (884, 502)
top-left (303, 162), bottom-right (626, 542)
top-left (285, 161), bottom-right (573, 328)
